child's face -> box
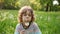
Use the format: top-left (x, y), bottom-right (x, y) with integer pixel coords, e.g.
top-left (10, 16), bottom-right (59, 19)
top-left (22, 11), bottom-right (31, 22)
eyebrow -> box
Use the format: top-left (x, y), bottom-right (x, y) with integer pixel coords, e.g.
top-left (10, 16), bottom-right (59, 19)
top-left (23, 13), bottom-right (31, 15)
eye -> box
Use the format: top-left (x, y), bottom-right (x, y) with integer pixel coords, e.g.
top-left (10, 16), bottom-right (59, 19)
top-left (23, 14), bottom-right (26, 16)
top-left (28, 14), bottom-right (31, 16)
top-left (23, 14), bottom-right (31, 16)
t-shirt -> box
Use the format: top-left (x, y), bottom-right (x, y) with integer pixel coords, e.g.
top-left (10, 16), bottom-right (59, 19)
top-left (14, 22), bottom-right (42, 34)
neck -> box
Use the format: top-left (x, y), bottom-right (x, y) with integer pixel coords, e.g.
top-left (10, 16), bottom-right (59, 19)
top-left (22, 22), bottom-right (32, 29)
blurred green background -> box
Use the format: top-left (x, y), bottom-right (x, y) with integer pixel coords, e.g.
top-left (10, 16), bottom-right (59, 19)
top-left (0, 0), bottom-right (60, 34)
top-left (0, 0), bottom-right (60, 11)
top-left (0, 10), bottom-right (60, 34)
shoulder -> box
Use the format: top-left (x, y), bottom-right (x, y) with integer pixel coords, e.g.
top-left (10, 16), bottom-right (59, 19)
top-left (33, 22), bottom-right (40, 28)
top-left (16, 23), bottom-right (21, 28)
top-left (32, 22), bottom-right (38, 26)
top-left (16, 23), bottom-right (20, 27)
top-left (31, 22), bottom-right (38, 28)
top-left (32, 22), bottom-right (40, 30)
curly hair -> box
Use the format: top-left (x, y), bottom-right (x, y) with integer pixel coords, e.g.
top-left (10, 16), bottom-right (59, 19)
top-left (18, 6), bottom-right (35, 23)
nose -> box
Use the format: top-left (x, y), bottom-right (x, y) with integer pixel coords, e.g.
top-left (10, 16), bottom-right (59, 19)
top-left (26, 15), bottom-right (29, 18)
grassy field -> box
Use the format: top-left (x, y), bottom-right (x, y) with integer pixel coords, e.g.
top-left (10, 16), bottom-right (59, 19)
top-left (0, 10), bottom-right (60, 34)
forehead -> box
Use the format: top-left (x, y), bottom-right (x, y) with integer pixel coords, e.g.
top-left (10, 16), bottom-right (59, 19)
top-left (22, 9), bottom-right (32, 14)
top-left (25, 11), bottom-right (31, 14)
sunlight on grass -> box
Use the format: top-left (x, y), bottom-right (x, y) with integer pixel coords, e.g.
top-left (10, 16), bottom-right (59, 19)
top-left (0, 10), bottom-right (60, 34)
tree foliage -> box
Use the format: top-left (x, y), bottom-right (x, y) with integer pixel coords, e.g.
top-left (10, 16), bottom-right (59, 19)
top-left (0, 0), bottom-right (60, 11)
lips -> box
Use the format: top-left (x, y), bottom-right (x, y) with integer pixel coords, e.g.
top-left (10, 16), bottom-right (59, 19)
top-left (26, 18), bottom-right (29, 20)
top-left (26, 20), bottom-right (29, 22)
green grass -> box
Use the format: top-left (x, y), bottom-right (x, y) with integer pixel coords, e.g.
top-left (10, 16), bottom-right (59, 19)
top-left (0, 10), bottom-right (60, 34)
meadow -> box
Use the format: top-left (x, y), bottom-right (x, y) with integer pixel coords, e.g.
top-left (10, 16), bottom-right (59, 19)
top-left (0, 10), bottom-right (60, 34)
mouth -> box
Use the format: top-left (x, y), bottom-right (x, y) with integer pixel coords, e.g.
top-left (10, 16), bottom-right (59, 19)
top-left (26, 19), bottom-right (29, 21)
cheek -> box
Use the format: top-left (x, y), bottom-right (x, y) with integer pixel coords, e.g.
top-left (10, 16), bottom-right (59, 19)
top-left (22, 16), bottom-right (25, 20)
top-left (29, 17), bottom-right (31, 20)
